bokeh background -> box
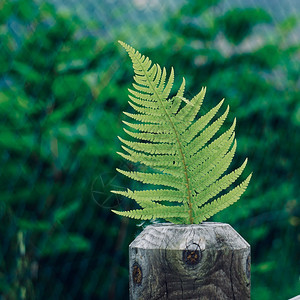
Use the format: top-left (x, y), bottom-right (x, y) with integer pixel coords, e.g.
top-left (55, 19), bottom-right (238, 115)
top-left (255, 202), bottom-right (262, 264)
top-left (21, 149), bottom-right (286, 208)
top-left (0, 0), bottom-right (299, 299)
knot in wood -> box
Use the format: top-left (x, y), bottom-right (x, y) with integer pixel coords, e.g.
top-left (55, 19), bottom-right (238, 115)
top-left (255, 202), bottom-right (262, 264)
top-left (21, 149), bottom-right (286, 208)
top-left (132, 262), bottom-right (142, 285)
top-left (182, 243), bottom-right (201, 266)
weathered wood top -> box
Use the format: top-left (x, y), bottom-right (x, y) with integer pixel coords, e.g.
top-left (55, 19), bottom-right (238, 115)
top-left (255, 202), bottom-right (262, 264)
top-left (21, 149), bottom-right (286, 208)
top-left (130, 222), bottom-right (249, 251)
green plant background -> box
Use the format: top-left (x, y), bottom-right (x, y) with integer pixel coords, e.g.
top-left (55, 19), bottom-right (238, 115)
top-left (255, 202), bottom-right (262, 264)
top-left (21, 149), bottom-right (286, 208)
top-left (0, 0), bottom-right (299, 299)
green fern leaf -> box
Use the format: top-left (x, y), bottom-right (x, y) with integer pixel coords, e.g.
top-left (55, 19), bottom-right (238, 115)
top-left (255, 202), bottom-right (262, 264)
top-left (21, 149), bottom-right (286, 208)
top-left (189, 119), bottom-right (236, 169)
top-left (183, 99), bottom-right (224, 143)
top-left (190, 135), bottom-right (236, 186)
top-left (186, 105), bottom-right (229, 156)
top-left (116, 169), bottom-right (183, 189)
top-left (112, 189), bottom-right (184, 203)
top-left (175, 87), bottom-right (206, 124)
top-left (118, 136), bottom-right (176, 155)
top-left (196, 158), bottom-right (248, 207)
top-left (123, 128), bottom-right (175, 143)
top-left (122, 121), bottom-right (172, 134)
top-left (112, 41), bottom-right (252, 224)
top-left (194, 173), bottom-right (252, 223)
top-left (112, 205), bottom-right (187, 220)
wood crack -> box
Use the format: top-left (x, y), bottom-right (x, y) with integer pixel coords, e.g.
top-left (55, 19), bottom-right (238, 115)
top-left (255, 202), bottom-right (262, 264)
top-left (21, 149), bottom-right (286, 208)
top-left (180, 278), bottom-right (184, 299)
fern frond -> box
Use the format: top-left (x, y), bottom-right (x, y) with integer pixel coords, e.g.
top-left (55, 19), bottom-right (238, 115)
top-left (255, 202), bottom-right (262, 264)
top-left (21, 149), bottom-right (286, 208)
top-left (112, 190), bottom-right (156, 208)
top-left (128, 101), bottom-right (161, 116)
top-left (169, 77), bottom-right (186, 114)
top-left (112, 41), bottom-right (252, 224)
top-left (123, 121), bottom-right (172, 133)
top-left (116, 169), bottom-right (183, 189)
top-left (112, 189), bottom-right (184, 203)
top-left (176, 87), bottom-right (206, 123)
top-left (161, 67), bottom-right (174, 99)
top-left (190, 133), bottom-right (235, 176)
top-left (118, 146), bottom-right (179, 168)
top-left (194, 173), bottom-right (252, 223)
top-left (123, 112), bottom-right (167, 124)
top-left (189, 118), bottom-right (236, 168)
top-left (128, 94), bottom-right (158, 107)
top-left (118, 137), bottom-right (176, 155)
top-left (183, 99), bottom-right (224, 143)
top-left (186, 105), bottom-right (229, 156)
top-left (123, 128), bottom-right (175, 143)
top-left (196, 158), bottom-right (248, 208)
top-left (112, 205), bottom-right (187, 220)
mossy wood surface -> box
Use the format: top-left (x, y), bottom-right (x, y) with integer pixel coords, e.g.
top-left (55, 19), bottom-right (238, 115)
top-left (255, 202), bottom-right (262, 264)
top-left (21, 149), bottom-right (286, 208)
top-left (129, 223), bottom-right (250, 299)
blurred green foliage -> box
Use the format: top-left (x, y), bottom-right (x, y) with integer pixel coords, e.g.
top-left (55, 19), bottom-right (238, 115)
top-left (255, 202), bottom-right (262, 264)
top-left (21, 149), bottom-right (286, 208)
top-left (0, 0), bottom-right (299, 299)
top-left (0, 0), bottom-right (134, 298)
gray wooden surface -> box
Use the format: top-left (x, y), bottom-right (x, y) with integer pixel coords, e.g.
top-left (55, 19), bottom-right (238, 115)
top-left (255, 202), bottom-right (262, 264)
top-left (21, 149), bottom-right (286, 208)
top-left (129, 222), bottom-right (250, 300)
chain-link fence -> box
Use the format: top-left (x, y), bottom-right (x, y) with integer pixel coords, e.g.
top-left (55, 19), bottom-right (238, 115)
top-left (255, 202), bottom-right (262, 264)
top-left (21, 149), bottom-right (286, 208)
top-left (1, 0), bottom-right (299, 299)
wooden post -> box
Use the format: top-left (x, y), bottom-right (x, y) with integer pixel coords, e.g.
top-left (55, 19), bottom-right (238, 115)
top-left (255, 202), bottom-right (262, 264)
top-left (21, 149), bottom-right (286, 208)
top-left (129, 222), bottom-right (250, 299)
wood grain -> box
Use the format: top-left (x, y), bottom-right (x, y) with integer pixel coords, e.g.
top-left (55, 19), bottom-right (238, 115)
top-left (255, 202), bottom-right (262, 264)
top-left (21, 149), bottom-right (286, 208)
top-left (129, 222), bottom-right (250, 299)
